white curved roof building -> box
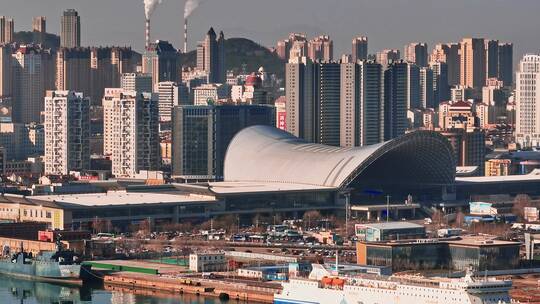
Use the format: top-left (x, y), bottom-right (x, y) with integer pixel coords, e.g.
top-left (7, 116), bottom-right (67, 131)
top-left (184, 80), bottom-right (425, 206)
top-left (220, 126), bottom-right (455, 193)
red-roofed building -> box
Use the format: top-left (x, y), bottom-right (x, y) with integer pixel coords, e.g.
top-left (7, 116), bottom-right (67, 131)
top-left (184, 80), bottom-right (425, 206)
top-left (438, 100), bottom-right (481, 131)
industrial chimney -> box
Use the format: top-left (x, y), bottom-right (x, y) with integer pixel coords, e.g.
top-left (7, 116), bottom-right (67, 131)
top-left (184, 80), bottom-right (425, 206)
top-left (145, 18), bottom-right (150, 49)
top-left (184, 18), bottom-right (188, 53)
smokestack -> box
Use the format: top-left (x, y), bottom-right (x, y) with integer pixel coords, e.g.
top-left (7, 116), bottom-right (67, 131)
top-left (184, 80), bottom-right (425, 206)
top-left (145, 18), bottom-right (150, 49)
top-left (184, 18), bottom-right (188, 53)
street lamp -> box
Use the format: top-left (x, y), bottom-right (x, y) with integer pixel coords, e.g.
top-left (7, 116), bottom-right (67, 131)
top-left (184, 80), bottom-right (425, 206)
top-left (386, 195), bottom-right (391, 223)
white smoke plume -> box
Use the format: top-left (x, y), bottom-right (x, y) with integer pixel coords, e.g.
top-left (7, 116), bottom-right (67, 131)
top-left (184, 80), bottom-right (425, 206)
top-left (144, 0), bottom-right (164, 20)
top-left (184, 0), bottom-right (205, 18)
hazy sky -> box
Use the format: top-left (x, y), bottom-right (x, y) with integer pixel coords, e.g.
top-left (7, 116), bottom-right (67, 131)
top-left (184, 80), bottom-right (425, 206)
top-left (2, 0), bottom-right (540, 63)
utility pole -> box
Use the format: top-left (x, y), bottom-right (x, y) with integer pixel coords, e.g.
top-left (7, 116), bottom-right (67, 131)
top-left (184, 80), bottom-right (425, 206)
top-left (345, 192), bottom-right (351, 237)
top-left (386, 195), bottom-right (391, 223)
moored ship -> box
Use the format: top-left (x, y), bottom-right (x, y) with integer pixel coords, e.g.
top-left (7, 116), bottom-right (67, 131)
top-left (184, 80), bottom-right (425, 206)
top-left (275, 264), bottom-right (514, 304)
top-left (0, 240), bottom-right (85, 285)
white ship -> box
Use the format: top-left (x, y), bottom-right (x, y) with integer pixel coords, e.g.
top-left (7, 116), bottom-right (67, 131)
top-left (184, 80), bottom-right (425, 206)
top-left (275, 264), bottom-right (514, 304)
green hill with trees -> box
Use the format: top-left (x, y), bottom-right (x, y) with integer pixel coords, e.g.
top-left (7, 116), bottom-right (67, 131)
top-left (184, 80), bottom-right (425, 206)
top-left (182, 37), bottom-right (285, 79)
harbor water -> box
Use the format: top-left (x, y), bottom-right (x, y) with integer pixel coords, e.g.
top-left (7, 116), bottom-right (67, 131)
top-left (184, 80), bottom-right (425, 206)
top-left (0, 274), bottom-right (233, 304)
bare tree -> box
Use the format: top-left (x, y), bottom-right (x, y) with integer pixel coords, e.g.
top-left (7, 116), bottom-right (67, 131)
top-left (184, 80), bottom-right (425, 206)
top-left (303, 211), bottom-right (322, 229)
top-left (92, 217), bottom-right (109, 234)
top-left (455, 209), bottom-right (465, 228)
top-left (431, 210), bottom-right (444, 228)
top-left (513, 194), bottom-right (532, 220)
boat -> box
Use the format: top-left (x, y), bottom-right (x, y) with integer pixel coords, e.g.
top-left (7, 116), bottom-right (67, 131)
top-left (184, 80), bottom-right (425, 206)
top-left (0, 238), bottom-right (87, 285)
top-left (275, 264), bottom-right (514, 304)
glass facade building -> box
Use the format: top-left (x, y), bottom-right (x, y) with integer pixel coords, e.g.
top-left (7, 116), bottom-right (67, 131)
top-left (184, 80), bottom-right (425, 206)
top-left (359, 240), bottom-right (520, 272)
top-left (172, 105), bottom-right (275, 179)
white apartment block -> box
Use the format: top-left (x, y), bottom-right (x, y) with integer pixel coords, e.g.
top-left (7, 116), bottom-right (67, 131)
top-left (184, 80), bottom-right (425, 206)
top-left (103, 89), bottom-right (160, 178)
top-left (516, 54), bottom-right (540, 148)
top-left (102, 88), bottom-right (124, 156)
top-left (193, 83), bottom-right (228, 105)
top-left (44, 90), bottom-right (90, 175)
top-left (157, 82), bottom-right (179, 122)
top-left (120, 73), bottom-right (153, 93)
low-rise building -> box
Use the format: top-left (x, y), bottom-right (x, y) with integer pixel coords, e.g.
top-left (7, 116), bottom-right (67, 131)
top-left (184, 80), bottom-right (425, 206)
top-left (0, 194), bottom-right (66, 230)
top-left (485, 159), bottom-right (512, 176)
top-left (355, 222), bottom-right (426, 242)
top-left (189, 252), bottom-right (226, 272)
top-left (237, 265), bottom-right (289, 281)
top-left (357, 236), bottom-right (520, 272)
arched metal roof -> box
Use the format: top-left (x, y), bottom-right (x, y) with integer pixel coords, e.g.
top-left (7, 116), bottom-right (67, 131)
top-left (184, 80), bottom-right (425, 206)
top-left (224, 126), bottom-right (455, 189)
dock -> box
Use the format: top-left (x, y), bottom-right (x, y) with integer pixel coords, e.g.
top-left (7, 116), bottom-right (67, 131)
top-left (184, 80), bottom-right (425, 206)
top-left (89, 259), bottom-right (277, 303)
top-left (103, 272), bottom-right (276, 303)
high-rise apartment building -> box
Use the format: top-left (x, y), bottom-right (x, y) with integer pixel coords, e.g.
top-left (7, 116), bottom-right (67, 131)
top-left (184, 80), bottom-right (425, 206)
top-left (0, 17), bottom-right (14, 44)
top-left (286, 56), bottom-right (315, 141)
top-left (12, 45), bottom-right (53, 123)
top-left (498, 43), bottom-right (513, 87)
top-left (460, 38), bottom-right (486, 89)
top-left (157, 82), bottom-right (180, 122)
top-left (196, 28), bottom-right (225, 83)
top-left (481, 79), bottom-right (508, 125)
top-left (419, 67), bottom-right (434, 109)
top-left (56, 47), bottom-right (91, 99)
top-left (90, 47), bottom-right (114, 104)
top-left (406, 63), bottom-right (421, 109)
top-left (308, 35), bottom-right (333, 62)
top-left (288, 57), bottom-right (385, 147)
top-left (143, 40), bottom-right (180, 91)
top-left (32, 16), bottom-right (46, 33)
top-left (172, 104), bottom-right (275, 179)
top-left (44, 90), bottom-right (90, 175)
top-left (58, 47), bottom-right (137, 104)
top-left (0, 46), bottom-right (12, 98)
top-left (315, 62), bottom-right (341, 146)
top-left (450, 85), bottom-right (475, 102)
top-left (440, 129), bottom-right (485, 176)
top-left (340, 60), bottom-right (383, 147)
top-left (516, 54), bottom-right (540, 148)
top-left (110, 47), bottom-right (138, 85)
top-left (384, 61), bottom-right (409, 140)
top-left (61, 9), bottom-right (81, 48)
top-left (0, 123), bottom-right (44, 160)
top-left (376, 49), bottom-right (400, 68)
top-left (485, 39), bottom-right (499, 80)
top-left (121, 73), bottom-right (153, 93)
top-left (430, 43), bottom-right (460, 86)
top-left (404, 42), bottom-right (428, 67)
top-left (102, 88), bottom-right (122, 156)
top-left (276, 33), bottom-right (307, 61)
top-left (430, 61), bottom-right (450, 107)
top-left (352, 36), bottom-right (368, 62)
top-left (103, 89), bottom-right (159, 177)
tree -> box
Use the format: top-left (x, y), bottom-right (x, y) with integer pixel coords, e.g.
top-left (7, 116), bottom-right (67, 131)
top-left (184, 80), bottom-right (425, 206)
top-left (455, 209), bottom-right (465, 228)
top-left (513, 194), bottom-right (532, 220)
top-left (92, 217), bottom-right (109, 234)
top-left (431, 209), bottom-right (444, 228)
top-left (303, 211), bottom-right (322, 229)
top-left (251, 213), bottom-right (265, 233)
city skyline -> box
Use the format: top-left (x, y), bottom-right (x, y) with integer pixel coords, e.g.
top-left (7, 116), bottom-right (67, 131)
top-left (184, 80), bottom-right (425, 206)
top-left (2, 0), bottom-right (539, 65)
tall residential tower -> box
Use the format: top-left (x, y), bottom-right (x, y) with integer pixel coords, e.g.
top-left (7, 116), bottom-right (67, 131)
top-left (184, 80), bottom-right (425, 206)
top-left (61, 9), bottom-right (81, 48)
top-left (516, 54), bottom-right (540, 148)
top-left (44, 90), bottom-right (90, 175)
